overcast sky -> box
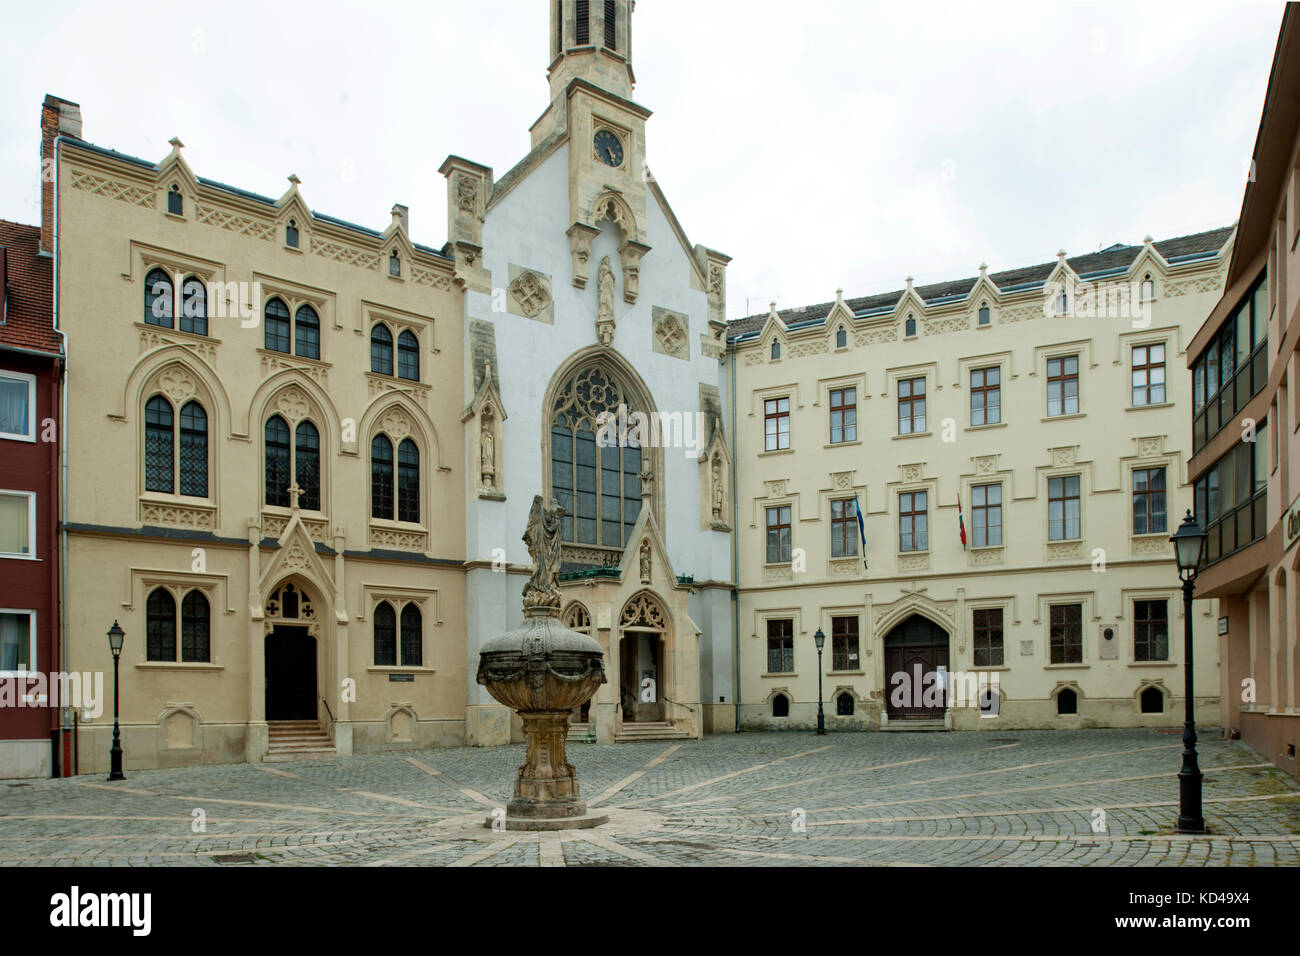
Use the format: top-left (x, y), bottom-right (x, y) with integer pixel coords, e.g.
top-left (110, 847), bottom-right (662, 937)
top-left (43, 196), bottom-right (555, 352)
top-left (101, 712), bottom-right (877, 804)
top-left (0, 0), bottom-right (1285, 319)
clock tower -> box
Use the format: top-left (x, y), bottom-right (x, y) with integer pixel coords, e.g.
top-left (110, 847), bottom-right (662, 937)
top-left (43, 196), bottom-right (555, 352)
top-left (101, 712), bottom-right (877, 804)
top-left (534, 0), bottom-right (651, 296)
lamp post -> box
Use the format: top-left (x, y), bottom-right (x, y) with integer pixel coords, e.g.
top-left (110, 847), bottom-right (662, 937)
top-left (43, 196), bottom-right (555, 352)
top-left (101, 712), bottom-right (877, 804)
top-left (106, 620), bottom-right (125, 781)
top-left (813, 627), bottom-right (826, 735)
top-left (1170, 510), bottom-right (1207, 833)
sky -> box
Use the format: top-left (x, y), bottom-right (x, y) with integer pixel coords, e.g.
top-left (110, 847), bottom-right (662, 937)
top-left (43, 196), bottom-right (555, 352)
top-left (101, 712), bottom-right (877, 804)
top-left (0, 0), bottom-right (1285, 320)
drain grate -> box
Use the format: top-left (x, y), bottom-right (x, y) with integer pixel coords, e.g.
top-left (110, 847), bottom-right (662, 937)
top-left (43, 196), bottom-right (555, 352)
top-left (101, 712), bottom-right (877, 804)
top-left (212, 852), bottom-right (258, 864)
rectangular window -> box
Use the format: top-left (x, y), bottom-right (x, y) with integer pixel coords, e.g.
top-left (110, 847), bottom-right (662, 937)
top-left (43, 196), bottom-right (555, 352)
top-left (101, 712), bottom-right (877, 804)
top-left (1133, 600), bottom-right (1169, 662)
top-left (766, 505), bottom-right (791, 563)
top-left (0, 610), bottom-right (34, 673)
top-left (1131, 343), bottom-right (1166, 406)
top-left (1049, 603), bottom-right (1083, 664)
top-left (971, 483), bottom-right (1002, 547)
top-left (972, 608), bottom-right (1004, 667)
top-left (898, 377), bottom-right (926, 434)
top-left (764, 397), bottom-right (790, 451)
top-left (1046, 355), bottom-right (1079, 416)
top-left (766, 618), bottom-right (794, 673)
top-left (1132, 467), bottom-right (1167, 535)
top-left (1047, 475), bottom-right (1081, 541)
top-left (830, 498), bottom-right (859, 557)
top-left (0, 371), bottom-right (36, 440)
top-left (970, 367), bottom-right (1001, 426)
top-left (829, 387), bottom-right (857, 443)
top-left (831, 616), bottom-right (860, 671)
top-left (899, 490), bottom-right (928, 552)
top-left (0, 491), bottom-right (34, 557)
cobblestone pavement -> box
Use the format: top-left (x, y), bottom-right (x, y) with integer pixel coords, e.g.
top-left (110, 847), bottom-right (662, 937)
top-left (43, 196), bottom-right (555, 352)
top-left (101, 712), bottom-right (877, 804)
top-left (2, 729), bottom-right (1298, 866)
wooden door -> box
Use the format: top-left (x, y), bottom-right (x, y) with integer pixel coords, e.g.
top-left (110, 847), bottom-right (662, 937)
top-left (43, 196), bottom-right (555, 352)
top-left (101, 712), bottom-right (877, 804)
top-left (883, 616), bottom-right (951, 719)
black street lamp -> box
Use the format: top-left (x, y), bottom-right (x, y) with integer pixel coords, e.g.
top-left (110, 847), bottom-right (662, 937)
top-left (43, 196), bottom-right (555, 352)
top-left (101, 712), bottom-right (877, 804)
top-left (1170, 510), bottom-right (1207, 833)
top-left (813, 627), bottom-right (826, 735)
top-left (106, 620), bottom-right (125, 781)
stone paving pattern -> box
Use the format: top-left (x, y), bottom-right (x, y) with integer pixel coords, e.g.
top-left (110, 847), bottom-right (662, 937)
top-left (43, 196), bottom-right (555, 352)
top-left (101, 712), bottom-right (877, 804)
top-left (1, 729), bottom-right (1298, 866)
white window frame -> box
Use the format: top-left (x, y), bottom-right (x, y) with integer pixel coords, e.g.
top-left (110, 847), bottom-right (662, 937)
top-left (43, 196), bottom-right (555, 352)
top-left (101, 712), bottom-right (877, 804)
top-left (0, 608), bottom-right (37, 676)
top-left (0, 370), bottom-right (37, 442)
top-left (0, 490), bottom-right (36, 559)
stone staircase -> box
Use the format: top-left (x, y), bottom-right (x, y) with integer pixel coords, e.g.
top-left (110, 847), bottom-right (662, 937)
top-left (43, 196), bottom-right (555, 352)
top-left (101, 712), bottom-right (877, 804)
top-left (615, 721), bottom-right (692, 742)
top-left (880, 718), bottom-right (948, 732)
top-left (265, 720), bottom-right (337, 761)
top-left (567, 722), bottom-right (598, 743)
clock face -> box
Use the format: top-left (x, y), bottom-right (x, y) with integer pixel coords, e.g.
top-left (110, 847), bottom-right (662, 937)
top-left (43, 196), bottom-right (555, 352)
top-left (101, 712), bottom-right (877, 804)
top-left (594, 129), bottom-right (624, 167)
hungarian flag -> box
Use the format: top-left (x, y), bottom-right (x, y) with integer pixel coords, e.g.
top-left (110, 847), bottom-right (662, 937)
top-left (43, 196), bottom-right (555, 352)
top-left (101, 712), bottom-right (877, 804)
top-left (957, 493), bottom-right (968, 549)
top-left (854, 492), bottom-right (868, 569)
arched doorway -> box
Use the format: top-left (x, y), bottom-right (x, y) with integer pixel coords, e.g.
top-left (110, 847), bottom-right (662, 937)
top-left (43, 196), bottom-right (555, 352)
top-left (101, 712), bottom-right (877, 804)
top-left (619, 592), bottom-right (667, 722)
top-left (264, 581), bottom-right (320, 721)
top-left (883, 614), bottom-right (951, 719)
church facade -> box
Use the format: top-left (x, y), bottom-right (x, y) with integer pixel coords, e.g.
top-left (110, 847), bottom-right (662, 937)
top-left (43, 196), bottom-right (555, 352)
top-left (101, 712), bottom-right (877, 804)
top-left (11, 1), bottom-right (1247, 777)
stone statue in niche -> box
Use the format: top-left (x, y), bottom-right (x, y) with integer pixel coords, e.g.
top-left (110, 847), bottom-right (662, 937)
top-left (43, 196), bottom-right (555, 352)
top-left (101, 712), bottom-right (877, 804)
top-left (596, 256), bottom-right (616, 346)
top-left (522, 495), bottom-right (565, 611)
top-left (480, 415), bottom-right (495, 490)
top-left (639, 537), bottom-right (652, 584)
top-left (711, 454), bottom-right (724, 521)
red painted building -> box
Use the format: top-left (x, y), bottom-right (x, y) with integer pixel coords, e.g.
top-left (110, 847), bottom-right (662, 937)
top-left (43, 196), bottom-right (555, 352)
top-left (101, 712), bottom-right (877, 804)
top-left (0, 215), bottom-right (62, 778)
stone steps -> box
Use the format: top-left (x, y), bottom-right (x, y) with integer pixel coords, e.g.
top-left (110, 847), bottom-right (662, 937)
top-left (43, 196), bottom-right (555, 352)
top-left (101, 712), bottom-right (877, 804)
top-left (616, 721), bottom-right (692, 742)
top-left (880, 718), bottom-right (947, 732)
top-left (265, 720), bottom-right (336, 761)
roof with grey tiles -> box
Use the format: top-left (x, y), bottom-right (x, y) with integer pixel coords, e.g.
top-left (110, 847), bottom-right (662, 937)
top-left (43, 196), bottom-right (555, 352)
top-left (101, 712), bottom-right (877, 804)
top-left (727, 225), bottom-right (1235, 341)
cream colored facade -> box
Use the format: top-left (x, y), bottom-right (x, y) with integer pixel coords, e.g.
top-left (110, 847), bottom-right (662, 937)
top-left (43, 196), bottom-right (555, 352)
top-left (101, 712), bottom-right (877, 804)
top-left (730, 235), bottom-right (1232, 731)
top-left (55, 130), bottom-right (467, 771)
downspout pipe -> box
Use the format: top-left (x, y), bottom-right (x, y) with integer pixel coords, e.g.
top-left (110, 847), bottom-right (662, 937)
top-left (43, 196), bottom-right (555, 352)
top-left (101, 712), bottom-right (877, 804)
top-left (52, 134), bottom-right (70, 763)
top-left (729, 333), bottom-right (740, 733)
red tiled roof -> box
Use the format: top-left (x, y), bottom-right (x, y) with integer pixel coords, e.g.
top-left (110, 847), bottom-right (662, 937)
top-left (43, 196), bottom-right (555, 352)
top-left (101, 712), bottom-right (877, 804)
top-left (0, 219), bottom-right (59, 355)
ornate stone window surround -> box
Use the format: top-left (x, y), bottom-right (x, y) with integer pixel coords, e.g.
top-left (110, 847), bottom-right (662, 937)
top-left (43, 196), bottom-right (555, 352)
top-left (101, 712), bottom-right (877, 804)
top-left (128, 571), bottom-right (227, 670)
top-left (359, 588), bottom-right (438, 672)
top-left (128, 242), bottom-right (223, 338)
top-left (1039, 460), bottom-right (1089, 545)
top-left (261, 383), bottom-right (331, 520)
top-left (953, 350), bottom-right (1014, 431)
top-left (255, 273), bottom-right (334, 360)
top-left (886, 471), bottom-right (936, 558)
top-left (1125, 450), bottom-right (1176, 543)
top-left (754, 607), bottom-right (803, 679)
top-left (967, 600), bottom-right (1013, 672)
top-left (962, 476), bottom-right (1006, 554)
top-left (752, 382), bottom-right (801, 456)
top-left (136, 363), bottom-right (220, 529)
top-left (818, 605), bottom-right (864, 675)
top-left (1035, 592), bottom-right (1095, 668)
top-left (1119, 329), bottom-right (1175, 411)
top-left (816, 373), bottom-right (866, 449)
top-left (1033, 339), bottom-right (1094, 421)
top-left (1121, 588), bottom-right (1181, 669)
top-left (884, 362), bottom-right (938, 441)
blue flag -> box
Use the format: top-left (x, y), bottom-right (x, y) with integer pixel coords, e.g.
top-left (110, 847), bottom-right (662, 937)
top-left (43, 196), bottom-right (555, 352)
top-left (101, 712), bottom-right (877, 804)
top-left (854, 492), bottom-right (867, 569)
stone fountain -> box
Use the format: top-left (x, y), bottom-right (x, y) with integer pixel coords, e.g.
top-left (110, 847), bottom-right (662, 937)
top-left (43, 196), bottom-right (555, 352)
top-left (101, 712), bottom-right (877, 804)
top-left (476, 495), bottom-right (608, 830)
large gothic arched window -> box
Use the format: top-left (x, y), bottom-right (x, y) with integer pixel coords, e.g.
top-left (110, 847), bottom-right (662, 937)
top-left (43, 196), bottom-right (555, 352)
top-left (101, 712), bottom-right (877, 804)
top-left (550, 366), bottom-right (642, 548)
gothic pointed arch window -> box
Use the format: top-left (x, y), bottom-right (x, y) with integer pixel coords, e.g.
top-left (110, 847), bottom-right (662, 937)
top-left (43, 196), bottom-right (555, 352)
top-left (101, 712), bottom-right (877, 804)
top-left (144, 268), bottom-right (174, 328)
top-left (397, 330), bottom-right (420, 381)
top-left (146, 588), bottom-right (177, 661)
top-left (563, 602), bottom-right (592, 633)
top-left (400, 603), bottom-right (422, 666)
top-left (265, 297), bottom-right (291, 353)
top-left (371, 435), bottom-right (394, 519)
top-left (835, 326), bottom-right (847, 349)
top-left (397, 439), bottom-right (420, 523)
top-left (373, 601), bottom-right (396, 666)
top-left (286, 219), bottom-right (299, 248)
top-left (389, 249), bottom-right (401, 277)
top-left (771, 340), bottom-right (781, 360)
top-left (905, 314), bottom-right (917, 337)
top-left (178, 400), bottom-right (208, 497)
top-left (978, 302), bottom-right (991, 326)
top-left (144, 395), bottom-right (174, 493)
top-left (295, 305), bottom-right (320, 360)
top-left (181, 276), bottom-right (207, 335)
top-left (181, 590), bottom-right (210, 662)
top-left (167, 184), bottom-right (183, 216)
top-left (264, 413), bottom-right (322, 511)
top-left (550, 365), bottom-right (643, 549)
top-left (371, 324), bottom-right (394, 375)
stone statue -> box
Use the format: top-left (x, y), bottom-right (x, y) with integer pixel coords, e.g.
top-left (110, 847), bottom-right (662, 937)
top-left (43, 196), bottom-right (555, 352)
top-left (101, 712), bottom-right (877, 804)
top-left (711, 454), bottom-right (724, 520)
top-left (595, 257), bottom-right (617, 346)
top-left (480, 420), bottom-right (495, 489)
top-left (522, 495), bottom-right (564, 610)
top-left (639, 537), bottom-right (652, 584)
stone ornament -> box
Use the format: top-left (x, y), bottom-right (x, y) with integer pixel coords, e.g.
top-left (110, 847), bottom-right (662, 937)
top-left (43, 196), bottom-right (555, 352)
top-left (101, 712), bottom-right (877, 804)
top-left (480, 415), bottom-right (496, 490)
top-left (596, 256), bottom-right (616, 346)
top-left (639, 538), bottom-right (652, 584)
top-left (509, 269), bottom-right (551, 318)
top-left (711, 454), bottom-right (725, 521)
top-left (522, 495), bottom-right (565, 611)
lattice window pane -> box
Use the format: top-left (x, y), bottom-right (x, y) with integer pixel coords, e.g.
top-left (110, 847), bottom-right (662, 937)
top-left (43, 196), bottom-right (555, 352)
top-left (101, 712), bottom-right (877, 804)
top-left (146, 588), bottom-right (176, 662)
top-left (397, 439), bottom-right (420, 523)
top-left (181, 590), bottom-right (210, 663)
top-left (264, 298), bottom-right (291, 353)
top-left (264, 416), bottom-right (291, 507)
top-left (373, 602), bottom-right (396, 667)
top-left (371, 324), bottom-right (393, 375)
top-left (295, 305), bottom-right (320, 360)
top-left (295, 420), bottom-right (321, 511)
top-left (400, 604), bottom-right (422, 667)
top-left (178, 401), bottom-right (208, 497)
top-left (371, 436), bottom-right (394, 520)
